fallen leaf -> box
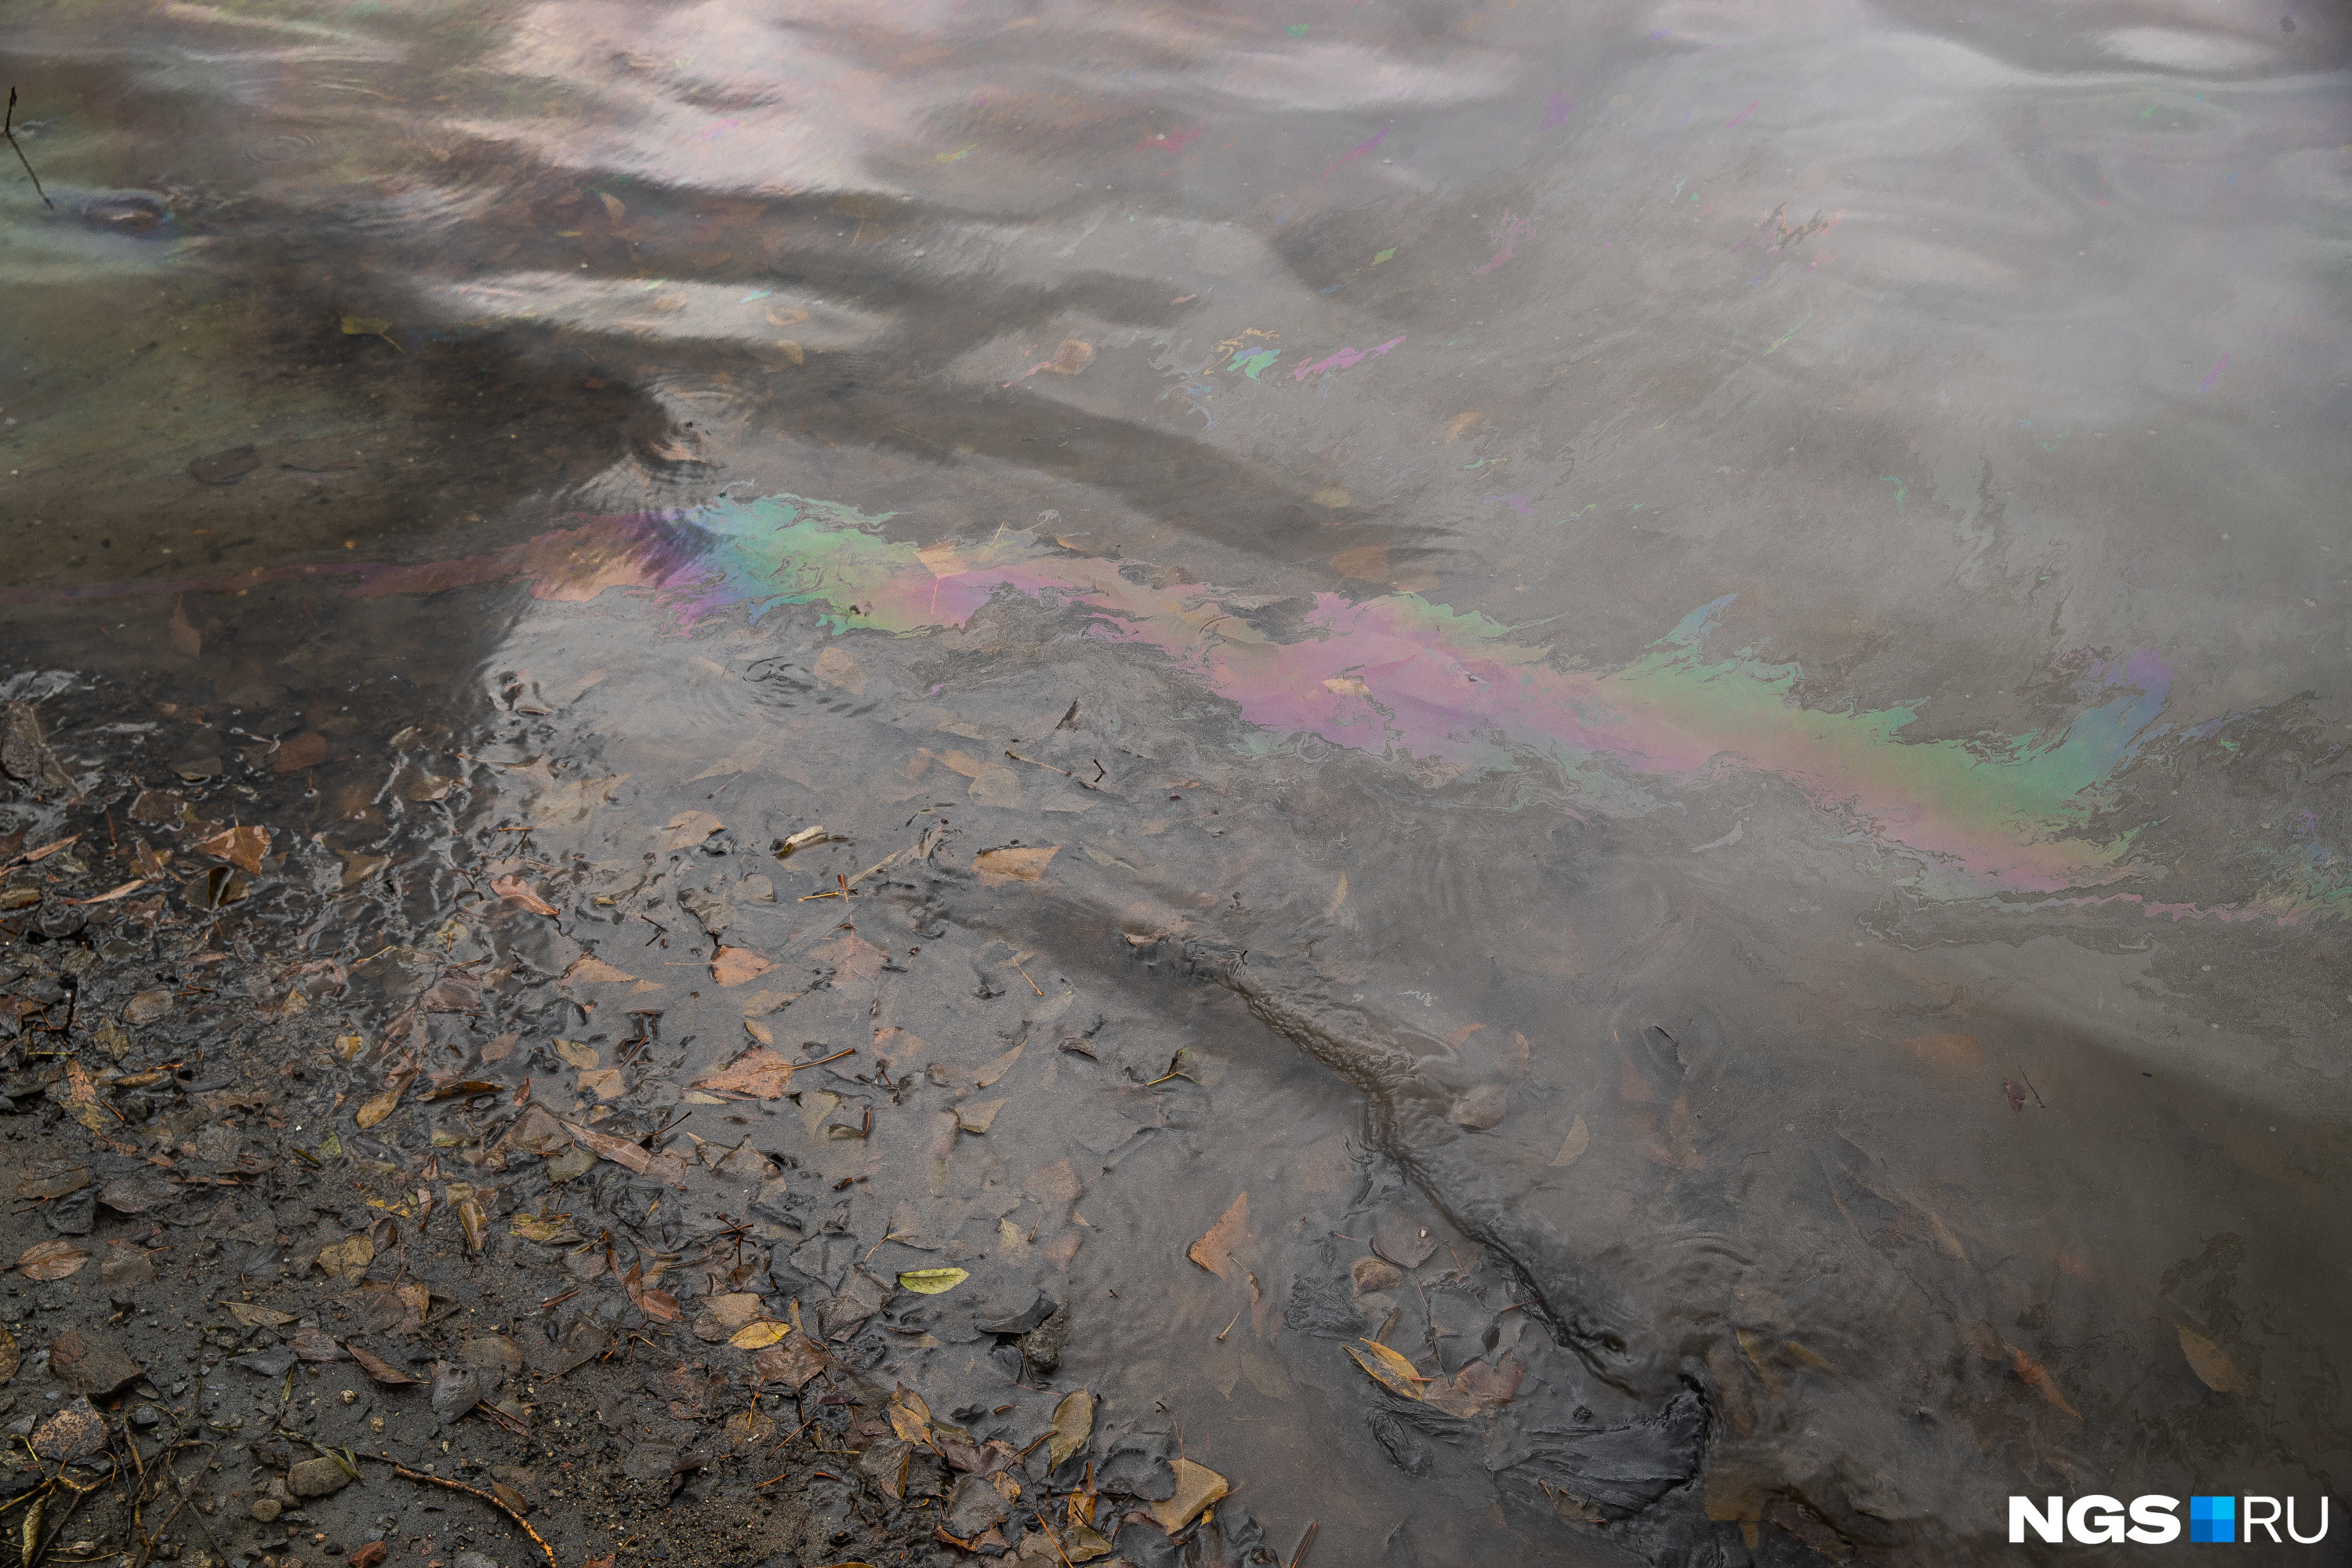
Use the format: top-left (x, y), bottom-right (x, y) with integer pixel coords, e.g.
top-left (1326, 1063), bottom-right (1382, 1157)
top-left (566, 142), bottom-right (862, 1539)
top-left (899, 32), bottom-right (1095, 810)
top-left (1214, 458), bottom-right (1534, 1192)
top-left (273, 731), bottom-right (329, 772)
top-left (0, 1327), bottom-right (16, 1384)
top-left (1186, 1192), bottom-right (1253, 1286)
top-left (1549, 1116), bottom-right (1590, 1167)
top-left (1148, 1457), bottom-right (1227, 1534)
top-left (491, 875), bottom-right (558, 916)
top-left (2006, 1342), bottom-right (2079, 1418)
top-left (660, 811), bottom-right (726, 851)
top-left (316, 1236), bottom-right (376, 1283)
top-left (348, 1345), bottom-right (420, 1386)
top-left (16, 1241), bottom-right (91, 1282)
top-left (562, 956), bottom-right (637, 985)
top-left (973, 845), bottom-right (1058, 886)
top-left (532, 774), bottom-right (626, 826)
top-left (510, 1213), bottom-right (579, 1245)
top-left (955, 1098), bottom-right (1006, 1134)
top-left (1047, 1389), bottom-right (1093, 1468)
top-left (2177, 1326), bottom-right (2242, 1394)
top-left (354, 1087), bottom-right (402, 1128)
top-left (191, 825), bottom-right (270, 873)
top-left (456, 1197), bottom-right (488, 1257)
top-left (292, 1326), bottom-right (347, 1362)
top-left (712, 946), bottom-right (775, 987)
top-left (564, 1121), bottom-right (653, 1174)
top-left (17, 1168), bottom-right (89, 1202)
top-left (1347, 1338), bottom-right (1434, 1400)
top-left (896, 1268), bottom-right (969, 1296)
top-left (813, 646), bottom-right (866, 695)
top-left (227, 1303), bottom-right (297, 1329)
top-left (1027, 339), bottom-right (1095, 377)
top-left (751, 1334), bottom-right (829, 1389)
top-left (692, 1047), bottom-right (796, 1098)
top-left (728, 1322), bottom-right (790, 1350)
top-left (553, 1040), bottom-right (601, 1070)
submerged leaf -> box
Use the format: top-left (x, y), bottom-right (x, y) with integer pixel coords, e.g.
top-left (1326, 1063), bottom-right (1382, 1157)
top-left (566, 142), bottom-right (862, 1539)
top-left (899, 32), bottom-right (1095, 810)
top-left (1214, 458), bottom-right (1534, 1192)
top-left (2176, 1325), bottom-right (2242, 1393)
top-left (728, 1322), bottom-right (790, 1350)
top-left (692, 1046), bottom-right (795, 1098)
top-left (1347, 1338), bottom-right (1434, 1400)
top-left (191, 824), bottom-right (270, 874)
top-left (712, 946), bottom-right (775, 988)
top-left (972, 845), bottom-right (1058, 886)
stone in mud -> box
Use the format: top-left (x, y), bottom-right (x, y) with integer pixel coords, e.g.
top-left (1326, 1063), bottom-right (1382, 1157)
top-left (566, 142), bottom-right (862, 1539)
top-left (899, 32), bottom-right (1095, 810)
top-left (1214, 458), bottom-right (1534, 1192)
top-left (1020, 1304), bottom-right (1070, 1376)
top-left (430, 1359), bottom-right (482, 1424)
top-left (287, 1456), bottom-right (354, 1497)
top-left (48, 1328), bottom-right (144, 1397)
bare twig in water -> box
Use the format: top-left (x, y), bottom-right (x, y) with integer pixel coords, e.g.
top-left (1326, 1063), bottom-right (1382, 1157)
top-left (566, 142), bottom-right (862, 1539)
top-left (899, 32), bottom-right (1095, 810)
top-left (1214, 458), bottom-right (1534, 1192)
top-left (5, 89), bottom-right (56, 211)
top-left (390, 1464), bottom-right (558, 1568)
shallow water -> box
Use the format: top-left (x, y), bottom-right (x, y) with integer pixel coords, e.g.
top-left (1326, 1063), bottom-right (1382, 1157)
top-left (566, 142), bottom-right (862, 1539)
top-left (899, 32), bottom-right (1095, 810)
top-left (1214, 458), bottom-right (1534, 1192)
top-left (5, 0), bottom-right (2350, 1560)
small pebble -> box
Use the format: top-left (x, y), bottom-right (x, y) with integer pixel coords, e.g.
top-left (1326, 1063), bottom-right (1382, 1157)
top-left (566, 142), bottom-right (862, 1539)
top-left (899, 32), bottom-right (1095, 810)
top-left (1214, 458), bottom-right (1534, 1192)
top-left (251, 1499), bottom-right (281, 1523)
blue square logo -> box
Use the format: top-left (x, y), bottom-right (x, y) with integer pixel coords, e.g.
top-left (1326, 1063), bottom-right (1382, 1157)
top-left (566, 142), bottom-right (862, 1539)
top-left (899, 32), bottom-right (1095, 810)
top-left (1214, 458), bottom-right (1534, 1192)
top-left (2190, 1496), bottom-right (2235, 1544)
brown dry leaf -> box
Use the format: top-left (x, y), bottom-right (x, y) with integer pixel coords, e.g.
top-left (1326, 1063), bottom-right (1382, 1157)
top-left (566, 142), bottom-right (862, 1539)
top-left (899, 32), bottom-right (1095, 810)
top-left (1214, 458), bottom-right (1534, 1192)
top-left (1186, 1192), bottom-right (1253, 1286)
top-left (564, 1121), bottom-right (653, 1174)
top-left (972, 845), bottom-right (1058, 886)
top-left (562, 955), bottom-right (637, 985)
top-left (348, 1344), bottom-right (420, 1386)
top-left (274, 732), bottom-right (329, 772)
top-left (1148, 1457), bottom-right (1227, 1534)
top-left (624, 1264), bottom-right (681, 1323)
top-left (751, 1334), bottom-right (828, 1389)
top-left (2005, 1342), bottom-right (2081, 1419)
top-left (317, 1236), bottom-right (376, 1283)
top-left (0, 1327), bottom-right (16, 1385)
top-left (457, 1197), bottom-right (489, 1257)
top-left (660, 811), bottom-right (726, 851)
top-left (491, 875), bottom-right (559, 916)
top-left (192, 824), bottom-right (270, 873)
top-left (973, 1044), bottom-right (1022, 1089)
top-left (1028, 339), bottom-right (1095, 377)
top-left (692, 1047), bottom-right (796, 1098)
top-left (292, 1326), bottom-right (347, 1362)
top-left (354, 1087), bottom-right (402, 1129)
top-left (1347, 1338), bottom-right (1434, 1401)
top-left (511, 1213), bottom-right (580, 1245)
top-left (227, 1303), bottom-right (297, 1329)
top-left (712, 946), bottom-right (775, 988)
top-left (17, 1240), bottom-right (91, 1282)
top-left (2176, 1325), bottom-right (2243, 1393)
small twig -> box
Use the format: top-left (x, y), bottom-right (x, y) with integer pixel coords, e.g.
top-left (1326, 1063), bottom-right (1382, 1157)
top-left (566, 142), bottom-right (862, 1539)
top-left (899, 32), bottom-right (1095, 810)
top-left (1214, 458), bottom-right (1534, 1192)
top-left (391, 1465), bottom-right (558, 1568)
top-left (1288, 1519), bottom-right (1319, 1568)
top-left (1214, 1308), bottom-right (1241, 1343)
top-left (1008, 955), bottom-right (1044, 997)
top-left (5, 89), bottom-right (56, 212)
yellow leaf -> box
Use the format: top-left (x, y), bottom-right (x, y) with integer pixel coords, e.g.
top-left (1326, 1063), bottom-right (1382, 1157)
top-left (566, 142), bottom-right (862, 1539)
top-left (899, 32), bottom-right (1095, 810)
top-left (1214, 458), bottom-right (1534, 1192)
top-left (510, 1213), bottom-right (579, 1244)
top-left (896, 1268), bottom-right (969, 1295)
top-left (354, 1087), bottom-right (401, 1129)
top-left (728, 1322), bottom-right (790, 1350)
top-left (1347, 1338), bottom-right (1434, 1400)
top-left (1186, 1192), bottom-right (1253, 1285)
top-left (339, 314), bottom-right (392, 336)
